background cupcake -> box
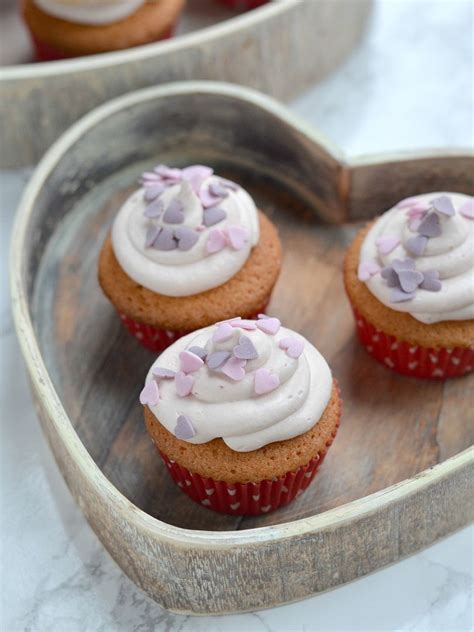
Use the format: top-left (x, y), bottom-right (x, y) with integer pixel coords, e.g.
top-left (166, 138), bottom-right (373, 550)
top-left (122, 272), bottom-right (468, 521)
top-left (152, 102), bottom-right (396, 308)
top-left (344, 192), bottom-right (474, 379)
top-left (99, 164), bottom-right (282, 352)
top-left (22, 0), bottom-right (185, 61)
top-left (140, 316), bottom-right (341, 515)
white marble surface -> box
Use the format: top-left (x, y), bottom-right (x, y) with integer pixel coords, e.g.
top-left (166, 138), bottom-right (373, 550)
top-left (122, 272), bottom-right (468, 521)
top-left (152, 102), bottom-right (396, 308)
top-left (1, 1), bottom-right (473, 630)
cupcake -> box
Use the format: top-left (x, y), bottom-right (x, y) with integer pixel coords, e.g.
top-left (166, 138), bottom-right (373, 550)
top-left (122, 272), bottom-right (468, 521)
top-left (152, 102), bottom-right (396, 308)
top-left (344, 193), bottom-right (474, 379)
top-left (139, 316), bottom-right (341, 515)
top-left (98, 164), bottom-right (282, 352)
top-left (22, 0), bottom-right (185, 61)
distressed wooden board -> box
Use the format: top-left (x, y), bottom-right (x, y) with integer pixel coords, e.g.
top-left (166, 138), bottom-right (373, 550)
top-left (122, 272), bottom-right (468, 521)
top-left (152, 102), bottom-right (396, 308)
top-left (0, 0), bottom-right (372, 168)
top-left (11, 82), bottom-right (474, 614)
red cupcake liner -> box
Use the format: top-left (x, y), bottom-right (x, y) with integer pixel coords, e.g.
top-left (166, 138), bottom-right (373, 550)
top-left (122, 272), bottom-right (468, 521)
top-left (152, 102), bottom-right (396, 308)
top-left (118, 303), bottom-right (270, 353)
top-left (28, 28), bottom-right (174, 62)
top-left (215, 0), bottom-right (268, 10)
top-left (158, 423), bottom-right (339, 516)
top-left (351, 307), bottom-right (473, 379)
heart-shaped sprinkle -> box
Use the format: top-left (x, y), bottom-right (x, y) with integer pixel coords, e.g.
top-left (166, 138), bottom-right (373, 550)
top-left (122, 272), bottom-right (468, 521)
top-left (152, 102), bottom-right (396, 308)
top-left (397, 269), bottom-right (424, 293)
top-left (145, 224), bottom-right (161, 248)
top-left (418, 212), bottom-right (441, 238)
top-left (206, 350), bottom-right (231, 370)
top-left (376, 234), bottom-right (400, 256)
top-left (357, 260), bottom-right (381, 282)
top-left (390, 288), bottom-right (415, 303)
top-left (459, 199), bottom-right (474, 219)
top-left (381, 266), bottom-right (398, 287)
top-left (254, 368), bottom-right (280, 395)
top-left (203, 207), bottom-right (227, 227)
top-left (139, 380), bottom-right (160, 406)
top-left (220, 178), bottom-right (239, 191)
top-left (152, 367), bottom-right (176, 380)
top-left (163, 199), bottom-right (184, 224)
top-left (405, 234), bottom-right (428, 256)
top-left (188, 346), bottom-right (207, 360)
top-left (181, 165), bottom-right (213, 193)
top-left (231, 319), bottom-right (257, 330)
top-left (397, 197), bottom-right (419, 209)
top-left (175, 371), bottom-right (194, 397)
top-left (199, 186), bottom-right (222, 208)
top-left (233, 335), bottom-right (258, 360)
top-left (279, 336), bottom-right (304, 359)
top-left (153, 227), bottom-right (177, 251)
top-left (431, 195), bottom-right (455, 216)
top-left (174, 415), bottom-right (196, 440)
top-left (213, 322), bottom-right (234, 343)
top-left (209, 181), bottom-right (230, 198)
top-left (392, 258), bottom-right (416, 271)
top-left (227, 225), bottom-right (250, 250)
top-left (221, 357), bottom-right (246, 381)
top-left (174, 226), bottom-right (199, 251)
top-left (206, 229), bottom-right (227, 254)
top-left (154, 165), bottom-right (182, 181)
top-left (144, 183), bottom-right (165, 201)
top-left (256, 317), bottom-right (281, 335)
top-left (179, 350), bottom-right (204, 374)
top-left (420, 269), bottom-right (442, 292)
top-left (144, 200), bottom-right (164, 218)
top-left (141, 171), bottom-right (160, 182)
top-left (408, 216), bottom-right (424, 232)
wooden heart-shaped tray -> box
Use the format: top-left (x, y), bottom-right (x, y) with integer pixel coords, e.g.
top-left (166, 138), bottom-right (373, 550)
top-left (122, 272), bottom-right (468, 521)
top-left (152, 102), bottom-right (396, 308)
top-left (0, 0), bottom-right (372, 168)
top-left (11, 82), bottom-right (474, 614)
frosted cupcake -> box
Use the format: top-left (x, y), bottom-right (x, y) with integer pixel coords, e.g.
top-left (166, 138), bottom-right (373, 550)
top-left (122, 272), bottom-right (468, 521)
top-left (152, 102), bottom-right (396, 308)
top-left (99, 164), bottom-right (281, 352)
top-left (344, 193), bottom-right (474, 378)
top-left (140, 316), bottom-right (341, 515)
top-left (22, 0), bottom-right (185, 61)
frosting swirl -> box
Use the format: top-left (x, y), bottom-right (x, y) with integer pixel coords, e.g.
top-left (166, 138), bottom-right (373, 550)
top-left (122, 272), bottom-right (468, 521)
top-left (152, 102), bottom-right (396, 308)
top-left (34, 0), bottom-right (144, 25)
top-left (358, 192), bottom-right (474, 324)
top-left (140, 317), bottom-right (333, 452)
top-left (111, 165), bottom-right (260, 297)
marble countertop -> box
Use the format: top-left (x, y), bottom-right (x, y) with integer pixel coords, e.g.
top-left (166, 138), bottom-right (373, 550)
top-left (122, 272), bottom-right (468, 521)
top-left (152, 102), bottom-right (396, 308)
top-left (1, 1), bottom-right (473, 630)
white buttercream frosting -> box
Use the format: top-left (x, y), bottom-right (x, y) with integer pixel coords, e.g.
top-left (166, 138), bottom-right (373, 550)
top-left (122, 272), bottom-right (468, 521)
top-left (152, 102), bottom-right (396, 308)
top-left (34, 0), bottom-right (144, 25)
top-left (142, 320), bottom-right (333, 452)
top-left (359, 192), bottom-right (474, 324)
top-left (111, 165), bottom-right (260, 297)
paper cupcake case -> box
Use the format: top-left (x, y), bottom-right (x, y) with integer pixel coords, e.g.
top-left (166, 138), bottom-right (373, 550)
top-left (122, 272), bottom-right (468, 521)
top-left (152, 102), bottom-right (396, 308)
top-left (119, 302), bottom-right (270, 353)
top-left (158, 422), bottom-right (339, 516)
top-left (352, 307), bottom-right (474, 379)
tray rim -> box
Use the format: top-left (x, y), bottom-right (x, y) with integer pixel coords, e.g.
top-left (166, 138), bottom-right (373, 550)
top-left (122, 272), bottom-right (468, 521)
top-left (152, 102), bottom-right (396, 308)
top-left (10, 80), bottom-right (474, 548)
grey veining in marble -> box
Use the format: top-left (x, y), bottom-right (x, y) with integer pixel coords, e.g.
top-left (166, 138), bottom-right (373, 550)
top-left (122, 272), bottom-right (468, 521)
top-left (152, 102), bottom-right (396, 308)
top-left (1, 1), bottom-right (473, 630)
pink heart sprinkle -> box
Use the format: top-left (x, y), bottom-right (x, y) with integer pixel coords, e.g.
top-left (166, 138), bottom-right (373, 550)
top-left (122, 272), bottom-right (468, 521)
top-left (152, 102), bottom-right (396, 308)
top-left (279, 336), bottom-right (305, 359)
top-left (254, 368), bottom-right (280, 395)
top-left (459, 199), bottom-right (474, 219)
top-left (227, 225), bottom-right (249, 250)
top-left (139, 380), bottom-right (160, 406)
top-left (256, 317), bottom-right (281, 335)
top-left (397, 197), bottom-right (419, 209)
top-left (230, 319), bottom-right (257, 330)
top-left (213, 322), bottom-right (234, 343)
top-left (179, 350), bottom-right (204, 374)
top-left (206, 229), bottom-right (227, 254)
top-left (182, 165), bottom-right (213, 193)
top-left (357, 260), bottom-right (381, 282)
top-left (175, 371), bottom-right (194, 397)
top-left (376, 235), bottom-right (400, 255)
top-left (221, 356), bottom-right (247, 381)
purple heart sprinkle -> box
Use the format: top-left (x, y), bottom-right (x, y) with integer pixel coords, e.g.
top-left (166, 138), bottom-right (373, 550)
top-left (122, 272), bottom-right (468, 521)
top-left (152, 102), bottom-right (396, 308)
top-left (431, 195), bottom-right (455, 217)
top-left (420, 270), bottom-right (442, 292)
top-left (405, 234), bottom-right (429, 256)
top-left (144, 183), bottom-right (166, 201)
top-left (152, 367), bottom-right (176, 379)
top-left (390, 288), bottom-right (416, 303)
top-left (153, 227), bottom-right (177, 251)
top-left (203, 207), bottom-right (227, 227)
top-left (174, 415), bottom-right (196, 440)
top-left (418, 212), bottom-right (441, 238)
top-left (233, 335), bottom-right (259, 360)
top-left (207, 350), bottom-right (231, 370)
top-left (209, 182), bottom-right (229, 198)
top-left (381, 266), bottom-right (399, 287)
top-left (144, 200), bottom-right (164, 218)
top-left (392, 258), bottom-right (416, 271)
top-left (154, 165), bottom-right (182, 181)
top-left (174, 226), bottom-right (199, 251)
top-left (397, 269), bottom-right (424, 293)
top-left (188, 346), bottom-right (207, 360)
top-left (145, 224), bottom-right (161, 248)
top-left (163, 199), bottom-right (184, 224)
